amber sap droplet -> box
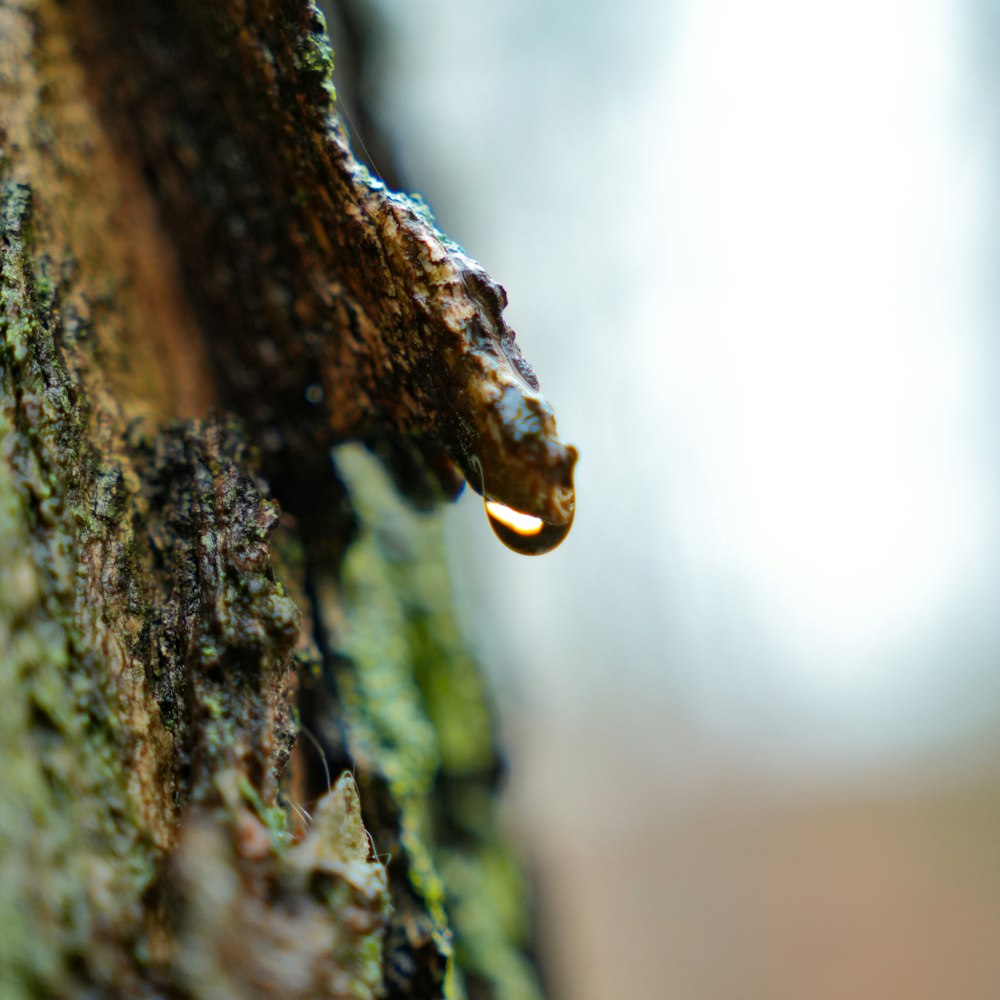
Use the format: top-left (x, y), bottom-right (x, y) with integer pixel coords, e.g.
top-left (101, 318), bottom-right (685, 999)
top-left (484, 500), bottom-right (573, 556)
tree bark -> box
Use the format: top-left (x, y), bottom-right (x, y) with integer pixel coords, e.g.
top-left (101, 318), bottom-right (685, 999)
top-left (0, 1), bottom-right (573, 997)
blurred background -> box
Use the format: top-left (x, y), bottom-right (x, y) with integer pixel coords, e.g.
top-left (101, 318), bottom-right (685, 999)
top-left (330, 2), bottom-right (1000, 997)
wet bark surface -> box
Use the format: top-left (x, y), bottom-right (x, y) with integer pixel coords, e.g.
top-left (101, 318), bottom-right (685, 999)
top-left (0, 1), bottom-right (564, 996)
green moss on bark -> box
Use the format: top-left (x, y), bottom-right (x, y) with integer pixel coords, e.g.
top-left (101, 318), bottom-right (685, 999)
top-left (330, 446), bottom-right (543, 1000)
top-left (0, 176), bottom-right (157, 997)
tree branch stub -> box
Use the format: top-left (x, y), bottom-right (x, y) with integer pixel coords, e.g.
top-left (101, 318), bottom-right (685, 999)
top-left (74, 0), bottom-right (578, 530)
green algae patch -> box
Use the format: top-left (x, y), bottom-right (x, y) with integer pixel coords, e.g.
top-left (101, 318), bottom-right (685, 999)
top-left (440, 843), bottom-right (543, 1000)
top-left (295, 2), bottom-right (337, 103)
top-left (335, 445), bottom-right (495, 778)
top-left (331, 444), bottom-right (543, 1000)
top-left (0, 177), bottom-right (158, 997)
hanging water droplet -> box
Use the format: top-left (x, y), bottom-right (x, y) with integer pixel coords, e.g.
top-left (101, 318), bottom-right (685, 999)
top-left (484, 500), bottom-right (573, 556)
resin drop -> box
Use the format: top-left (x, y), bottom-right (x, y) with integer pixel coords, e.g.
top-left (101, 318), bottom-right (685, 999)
top-left (484, 500), bottom-right (573, 556)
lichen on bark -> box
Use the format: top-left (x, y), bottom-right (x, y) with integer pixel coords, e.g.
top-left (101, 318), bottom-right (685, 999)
top-left (0, 0), bottom-right (562, 996)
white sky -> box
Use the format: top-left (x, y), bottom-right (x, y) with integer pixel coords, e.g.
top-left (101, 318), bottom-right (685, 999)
top-left (365, 0), bottom-right (1000, 769)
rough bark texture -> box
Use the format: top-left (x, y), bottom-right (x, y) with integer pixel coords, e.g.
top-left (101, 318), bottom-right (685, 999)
top-left (0, 1), bottom-right (571, 997)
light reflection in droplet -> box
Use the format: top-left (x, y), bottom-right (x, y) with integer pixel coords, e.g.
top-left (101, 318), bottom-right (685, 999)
top-left (484, 501), bottom-right (544, 535)
top-left (484, 500), bottom-right (573, 556)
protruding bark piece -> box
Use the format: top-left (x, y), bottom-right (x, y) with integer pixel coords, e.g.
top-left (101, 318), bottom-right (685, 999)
top-left (72, 0), bottom-right (578, 526)
top-left (170, 770), bottom-right (390, 1000)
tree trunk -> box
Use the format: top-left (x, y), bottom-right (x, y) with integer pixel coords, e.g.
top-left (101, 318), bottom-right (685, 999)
top-left (0, 1), bottom-right (574, 997)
